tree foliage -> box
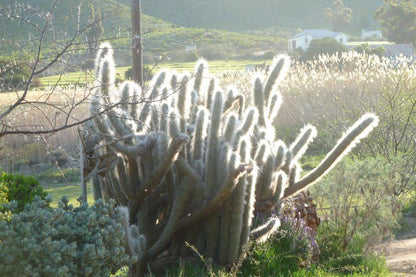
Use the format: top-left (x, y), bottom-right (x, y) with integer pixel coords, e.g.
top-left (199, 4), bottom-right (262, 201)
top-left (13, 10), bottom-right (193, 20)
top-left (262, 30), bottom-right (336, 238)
top-left (301, 38), bottom-right (348, 61)
top-left (86, 3), bottom-right (104, 56)
top-left (0, 55), bottom-right (31, 91)
top-left (374, 0), bottom-right (416, 45)
top-left (325, 0), bottom-right (353, 32)
top-left (0, 173), bottom-right (47, 214)
top-left (353, 43), bottom-right (385, 57)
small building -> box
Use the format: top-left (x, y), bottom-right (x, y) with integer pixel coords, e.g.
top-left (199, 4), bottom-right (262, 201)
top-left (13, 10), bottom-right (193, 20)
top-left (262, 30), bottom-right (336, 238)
top-left (288, 29), bottom-right (348, 52)
top-left (361, 29), bottom-right (383, 40)
top-left (185, 45), bottom-right (197, 53)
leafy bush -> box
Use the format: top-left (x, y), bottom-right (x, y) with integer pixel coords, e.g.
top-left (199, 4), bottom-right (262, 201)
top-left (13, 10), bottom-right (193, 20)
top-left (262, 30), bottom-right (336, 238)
top-left (300, 38), bottom-right (347, 61)
top-left (353, 43), bottom-right (385, 57)
top-left (240, 217), bottom-right (318, 275)
top-left (0, 182), bottom-right (11, 221)
top-left (0, 173), bottom-right (47, 213)
top-left (0, 197), bottom-right (135, 276)
top-left (311, 158), bottom-right (401, 273)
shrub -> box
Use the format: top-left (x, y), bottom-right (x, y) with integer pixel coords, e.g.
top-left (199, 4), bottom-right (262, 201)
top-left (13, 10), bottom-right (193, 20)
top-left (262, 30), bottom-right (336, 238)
top-left (241, 217), bottom-right (318, 275)
top-left (0, 173), bottom-right (47, 213)
top-left (353, 43), bottom-right (385, 58)
top-left (0, 182), bottom-right (11, 221)
top-left (31, 77), bottom-right (43, 88)
top-left (311, 158), bottom-right (401, 272)
top-left (0, 197), bottom-right (135, 276)
top-left (300, 38), bottom-right (347, 61)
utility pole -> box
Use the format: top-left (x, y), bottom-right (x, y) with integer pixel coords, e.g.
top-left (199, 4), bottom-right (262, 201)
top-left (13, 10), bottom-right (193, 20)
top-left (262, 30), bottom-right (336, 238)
top-left (131, 0), bottom-right (143, 86)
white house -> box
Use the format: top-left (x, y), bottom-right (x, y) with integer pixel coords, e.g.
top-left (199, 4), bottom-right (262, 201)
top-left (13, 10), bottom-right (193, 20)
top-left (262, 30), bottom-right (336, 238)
top-left (288, 29), bottom-right (348, 52)
top-left (361, 29), bottom-right (383, 40)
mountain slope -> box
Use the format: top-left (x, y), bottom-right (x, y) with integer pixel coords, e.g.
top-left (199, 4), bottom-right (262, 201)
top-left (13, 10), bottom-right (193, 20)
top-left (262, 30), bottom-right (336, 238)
top-left (140, 0), bottom-right (383, 34)
top-left (0, 0), bottom-right (285, 61)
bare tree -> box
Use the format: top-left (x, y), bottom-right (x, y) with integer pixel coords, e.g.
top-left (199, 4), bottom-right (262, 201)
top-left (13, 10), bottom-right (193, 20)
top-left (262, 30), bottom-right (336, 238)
top-left (0, 0), bottom-right (133, 180)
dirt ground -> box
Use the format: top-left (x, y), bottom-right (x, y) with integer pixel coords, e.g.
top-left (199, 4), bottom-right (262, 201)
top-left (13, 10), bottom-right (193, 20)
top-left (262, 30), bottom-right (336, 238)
top-left (376, 217), bottom-right (416, 276)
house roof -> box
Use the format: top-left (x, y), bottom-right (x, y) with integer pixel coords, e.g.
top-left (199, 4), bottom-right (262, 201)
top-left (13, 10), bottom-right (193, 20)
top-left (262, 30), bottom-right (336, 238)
top-left (289, 29), bottom-right (345, 40)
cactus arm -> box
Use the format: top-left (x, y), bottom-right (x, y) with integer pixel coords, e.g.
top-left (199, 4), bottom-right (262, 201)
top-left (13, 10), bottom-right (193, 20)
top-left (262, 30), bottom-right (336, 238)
top-left (111, 135), bottom-right (156, 157)
top-left (119, 207), bottom-right (146, 258)
top-left (250, 216), bottom-right (281, 243)
top-left (255, 172), bottom-right (287, 212)
top-left (223, 113), bottom-right (238, 143)
top-left (226, 139), bottom-right (251, 263)
top-left (115, 158), bottom-right (134, 197)
top-left (99, 57), bottom-right (115, 102)
top-left (192, 108), bottom-right (208, 162)
top-left (177, 75), bottom-right (190, 120)
top-left (147, 163), bottom-right (249, 261)
top-left (263, 56), bottom-right (289, 103)
top-left (205, 91), bottom-right (223, 197)
top-left (148, 71), bottom-right (166, 100)
top-left (239, 167), bottom-right (258, 255)
top-left (94, 42), bottom-right (113, 80)
top-left (176, 158), bottom-right (203, 189)
top-left (192, 59), bottom-right (206, 98)
top-left (239, 108), bottom-right (258, 136)
top-left (131, 134), bottom-right (188, 215)
top-left (107, 170), bottom-right (129, 205)
top-left (290, 125), bottom-right (317, 163)
top-left (206, 78), bottom-right (216, 109)
top-left (253, 77), bottom-right (267, 127)
top-left (284, 114), bottom-right (379, 198)
top-left (267, 92), bottom-right (282, 121)
top-left (142, 134), bottom-right (187, 192)
top-left (177, 163), bottom-right (250, 230)
top-left (147, 177), bottom-right (192, 258)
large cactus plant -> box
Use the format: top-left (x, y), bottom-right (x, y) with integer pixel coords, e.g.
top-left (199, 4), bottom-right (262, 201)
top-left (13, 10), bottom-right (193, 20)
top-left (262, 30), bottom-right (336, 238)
top-left (81, 43), bottom-right (378, 275)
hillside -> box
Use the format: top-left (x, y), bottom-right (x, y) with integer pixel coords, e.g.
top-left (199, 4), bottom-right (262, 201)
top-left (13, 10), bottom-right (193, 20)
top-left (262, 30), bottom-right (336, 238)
top-left (0, 0), bottom-right (285, 62)
top-left (139, 0), bottom-right (383, 35)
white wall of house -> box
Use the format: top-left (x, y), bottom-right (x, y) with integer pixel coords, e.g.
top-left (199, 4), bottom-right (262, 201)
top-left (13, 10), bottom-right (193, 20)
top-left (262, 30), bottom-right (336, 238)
top-left (288, 30), bottom-right (348, 52)
top-left (361, 30), bottom-right (382, 39)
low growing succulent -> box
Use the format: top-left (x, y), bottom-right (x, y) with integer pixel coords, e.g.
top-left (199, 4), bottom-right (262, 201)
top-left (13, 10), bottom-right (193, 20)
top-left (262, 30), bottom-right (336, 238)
top-left (0, 197), bottom-right (135, 276)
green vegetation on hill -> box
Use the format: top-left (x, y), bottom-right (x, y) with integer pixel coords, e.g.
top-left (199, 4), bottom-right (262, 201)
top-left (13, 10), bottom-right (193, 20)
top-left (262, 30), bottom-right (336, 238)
top-left (0, 0), bottom-right (285, 64)
top-left (140, 0), bottom-right (383, 35)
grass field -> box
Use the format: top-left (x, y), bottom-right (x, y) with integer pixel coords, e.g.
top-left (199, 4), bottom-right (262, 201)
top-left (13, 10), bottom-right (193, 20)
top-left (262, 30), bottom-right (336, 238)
top-left (39, 59), bottom-right (268, 86)
top-left (42, 181), bottom-right (94, 207)
top-left (347, 41), bottom-right (394, 47)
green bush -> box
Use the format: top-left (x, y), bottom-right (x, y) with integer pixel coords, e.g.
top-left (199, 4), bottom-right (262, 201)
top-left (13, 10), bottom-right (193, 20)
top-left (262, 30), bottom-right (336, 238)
top-left (0, 173), bottom-right (47, 213)
top-left (240, 217), bottom-right (318, 276)
top-left (300, 38), bottom-right (347, 61)
top-left (311, 158), bottom-right (400, 273)
top-left (353, 43), bottom-right (385, 57)
top-left (0, 182), bottom-right (11, 221)
top-left (0, 197), bottom-right (135, 276)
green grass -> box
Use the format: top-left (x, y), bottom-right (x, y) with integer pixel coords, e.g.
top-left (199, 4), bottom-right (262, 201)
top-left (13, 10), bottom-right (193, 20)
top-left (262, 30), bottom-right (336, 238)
top-left (347, 41), bottom-right (394, 47)
top-left (42, 181), bottom-right (94, 207)
top-left (39, 59), bottom-right (269, 86)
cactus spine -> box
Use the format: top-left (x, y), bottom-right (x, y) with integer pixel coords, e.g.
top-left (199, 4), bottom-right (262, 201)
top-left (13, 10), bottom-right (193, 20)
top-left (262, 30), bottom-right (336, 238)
top-left (82, 43), bottom-right (378, 275)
